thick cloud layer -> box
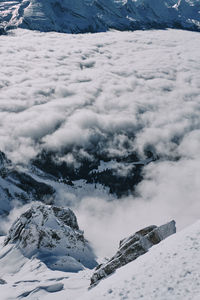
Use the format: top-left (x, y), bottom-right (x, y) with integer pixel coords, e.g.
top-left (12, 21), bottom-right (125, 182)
top-left (0, 29), bottom-right (200, 255)
top-left (1, 29), bottom-right (199, 165)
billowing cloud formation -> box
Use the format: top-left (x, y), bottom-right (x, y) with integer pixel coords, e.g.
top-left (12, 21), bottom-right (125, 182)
top-left (0, 29), bottom-right (199, 165)
top-left (0, 29), bottom-right (200, 256)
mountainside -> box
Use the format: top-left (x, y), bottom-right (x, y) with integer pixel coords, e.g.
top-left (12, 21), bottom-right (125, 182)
top-left (0, 151), bottom-right (55, 219)
top-left (91, 220), bottom-right (176, 286)
top-left (0, 216), bottom-right (200, 300)
top-left (0, 0), bottom-right (200, 33)
top-left (83, 220), bottom-right (200, 300)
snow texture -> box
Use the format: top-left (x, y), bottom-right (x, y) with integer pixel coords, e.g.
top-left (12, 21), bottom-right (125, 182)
top-left (0, 0), bottom-right (200, 33)
top-left (84, 220), bottom-right (200, 300)
top-left (91, 220), bottom-right (176, 285)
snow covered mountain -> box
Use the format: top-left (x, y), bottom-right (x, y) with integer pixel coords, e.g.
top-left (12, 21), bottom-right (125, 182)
top-left (0, 211), bottom-right (199, 300)
top-left (4, 203), bottom-right (97, 271)
top-left (0, 0), bottom-right (200, 33)
top-left (0, 151), bottom-right (55, 219)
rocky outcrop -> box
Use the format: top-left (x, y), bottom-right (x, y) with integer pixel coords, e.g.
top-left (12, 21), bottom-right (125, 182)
top-left (4, 203), bottom-right (97, 272)
top-left (90, 220), bottom-right (176, 286)
top-left (0, 27), bottom-right (6, 35)
top-left (0, 279), bottom-right (6, 285)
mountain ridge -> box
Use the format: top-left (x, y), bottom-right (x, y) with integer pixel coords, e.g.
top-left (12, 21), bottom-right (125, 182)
top-left (0, 0), bottom-right (200, 33)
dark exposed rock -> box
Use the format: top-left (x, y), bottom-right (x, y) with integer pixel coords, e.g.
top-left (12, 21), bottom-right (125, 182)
top-left (90, 220), bottom-right (176, 286)
top-left (4, 203), bottom-right (97, 272)
top-left (0, 151), bottom-right (55, 216)
top-left (0, 27), bottom-right (6, 35)
top-left (32, 149), bottom-right (151, 197)
top-left (0, 278), bottom-right (7, 285)
top-left (8, 170), bottom-right (55, 201)
top-left (52, 206), bottom-right (79, 230)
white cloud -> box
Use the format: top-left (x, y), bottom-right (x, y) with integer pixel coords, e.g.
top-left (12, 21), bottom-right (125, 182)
top-left (0, 28), bottom-right (200, 256)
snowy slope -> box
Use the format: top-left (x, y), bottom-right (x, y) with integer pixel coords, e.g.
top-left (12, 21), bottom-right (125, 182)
top-left (0, 151), bottom-right (55, 218)
top-left (0, 0), bottom-right (200, 33)
top-left (0, 219), bottom-right (200, 299)
top-left (83, 220), bottom-right (200, 300)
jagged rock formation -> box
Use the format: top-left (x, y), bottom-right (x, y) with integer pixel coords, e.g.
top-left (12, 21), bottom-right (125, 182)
top-left (4, 203), bottom-right (97, 272)
top-left (0, 0), bottom-right (199, 34)
top-left (90, 220), bottom-right (176, 286)
top-left (0, 151), bottom-right (55, 216)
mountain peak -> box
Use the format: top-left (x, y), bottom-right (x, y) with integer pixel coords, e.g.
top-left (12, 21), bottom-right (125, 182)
top-left (4, 203), bottom-right (97, 272)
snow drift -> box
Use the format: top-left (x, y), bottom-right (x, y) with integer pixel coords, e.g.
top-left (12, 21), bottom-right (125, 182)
top-left (0, 0), bottom-right (200, 33)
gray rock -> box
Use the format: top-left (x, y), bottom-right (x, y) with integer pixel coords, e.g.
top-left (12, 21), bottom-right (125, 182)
top-left (0, 27), bottom-right (6, 35)
top-left (90, 220), bottom-right (176, 286)
top-left (0, 278), bottom-right (7, 284)
top-left (4, 203), bottom-right (97, 272)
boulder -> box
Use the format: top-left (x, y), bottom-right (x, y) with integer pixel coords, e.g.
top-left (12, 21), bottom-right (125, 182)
top-left (4, 203), bottom-right (97, 272)
top-left (91, 220), bottom-right (176, 286)
top-left (0, 279), bottom-right (6, 285)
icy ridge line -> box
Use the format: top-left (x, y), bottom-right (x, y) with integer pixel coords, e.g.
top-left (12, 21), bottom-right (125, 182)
top-left (0, 0), bottom-right (200, 34)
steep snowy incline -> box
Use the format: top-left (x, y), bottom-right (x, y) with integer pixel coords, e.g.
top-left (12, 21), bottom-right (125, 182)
top-left (0, 218), bottom-right (200, 299)
top-left (0, 0), bottom-right (200, 33)
top-left (83, 220), bottom-right (200, 300)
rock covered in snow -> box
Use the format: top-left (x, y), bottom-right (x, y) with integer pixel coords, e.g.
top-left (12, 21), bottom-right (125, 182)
top-left (91, 220), bottom-right (176, 285)
top-left (4, 203), bottom-right (97, 272)
top-left (0, 151), bottom-right (55, 217)
top-left (0, 0), bottom-right (200, 33)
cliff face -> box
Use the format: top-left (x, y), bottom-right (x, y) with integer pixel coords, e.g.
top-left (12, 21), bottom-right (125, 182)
top-left (1, 0), bottom-right (200, 33)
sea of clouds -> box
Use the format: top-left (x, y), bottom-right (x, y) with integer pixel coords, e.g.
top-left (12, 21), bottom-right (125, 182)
top-left (0, 28), bottom-right (200, 256)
